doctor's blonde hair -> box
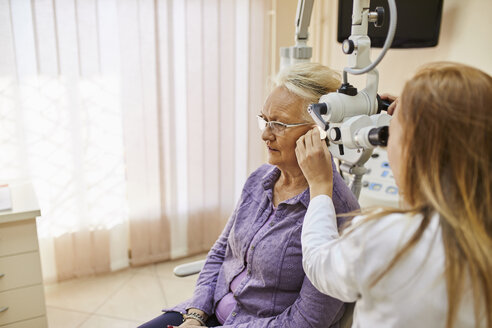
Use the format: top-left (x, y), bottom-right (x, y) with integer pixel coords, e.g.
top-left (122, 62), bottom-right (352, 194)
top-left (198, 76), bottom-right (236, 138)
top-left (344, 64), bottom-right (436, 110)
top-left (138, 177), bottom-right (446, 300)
top-left (274, 62), bottom-right (341, 121)
top-left (367, 62), bottom-right (492, 328)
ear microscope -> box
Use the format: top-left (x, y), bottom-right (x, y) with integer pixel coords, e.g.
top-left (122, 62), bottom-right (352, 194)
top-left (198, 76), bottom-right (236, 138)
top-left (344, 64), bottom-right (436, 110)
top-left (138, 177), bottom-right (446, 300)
top-left (281, 0), bottom-right (399, 205)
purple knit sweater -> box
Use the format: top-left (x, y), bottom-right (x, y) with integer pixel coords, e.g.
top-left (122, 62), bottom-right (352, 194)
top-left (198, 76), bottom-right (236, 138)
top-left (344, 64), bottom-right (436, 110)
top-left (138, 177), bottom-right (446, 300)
top-left (166, 163), bottom-right (359, 327)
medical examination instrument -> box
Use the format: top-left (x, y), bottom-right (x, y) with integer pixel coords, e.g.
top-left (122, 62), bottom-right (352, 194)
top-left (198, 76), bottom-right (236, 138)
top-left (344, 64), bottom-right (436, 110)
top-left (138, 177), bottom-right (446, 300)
top-left (284, 0), bottom-right (397, 199)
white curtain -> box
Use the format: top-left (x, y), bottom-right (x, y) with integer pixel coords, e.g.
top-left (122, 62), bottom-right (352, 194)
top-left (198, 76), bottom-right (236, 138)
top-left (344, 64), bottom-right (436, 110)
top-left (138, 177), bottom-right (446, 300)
top-left (0, 0), bottom-right (269, 281)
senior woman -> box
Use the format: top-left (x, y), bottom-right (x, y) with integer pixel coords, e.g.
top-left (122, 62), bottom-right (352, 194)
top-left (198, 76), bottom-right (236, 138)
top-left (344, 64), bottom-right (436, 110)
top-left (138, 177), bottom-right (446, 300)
top-left (139, 63), bottom-right (359, 328)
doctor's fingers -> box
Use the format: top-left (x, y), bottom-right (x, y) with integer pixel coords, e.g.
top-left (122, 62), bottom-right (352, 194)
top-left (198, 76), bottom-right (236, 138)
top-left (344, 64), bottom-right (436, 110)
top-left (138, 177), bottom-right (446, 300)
top-left (306, 128), bottom-right (328, 157)
top-left (380, 93), bottom-right (397, 102)
top-left (304, 129), bottom-right (315, 153)
top-left (296, 135), bottom-right (307, 158)
top-left (312, 128), bottom-right (327, 151)
top-left (387, 97), bottom-right (400, 115)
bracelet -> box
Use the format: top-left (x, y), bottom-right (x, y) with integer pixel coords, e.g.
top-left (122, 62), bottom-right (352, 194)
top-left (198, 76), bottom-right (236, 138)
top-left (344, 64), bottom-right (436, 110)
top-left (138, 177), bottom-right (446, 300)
top-left (183, 312), bottom-right (206, 326)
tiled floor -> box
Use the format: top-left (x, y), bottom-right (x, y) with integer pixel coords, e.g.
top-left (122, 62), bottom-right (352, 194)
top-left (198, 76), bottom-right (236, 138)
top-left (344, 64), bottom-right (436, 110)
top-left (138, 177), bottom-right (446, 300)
top-left (44, 253), bottom-right (206, 328)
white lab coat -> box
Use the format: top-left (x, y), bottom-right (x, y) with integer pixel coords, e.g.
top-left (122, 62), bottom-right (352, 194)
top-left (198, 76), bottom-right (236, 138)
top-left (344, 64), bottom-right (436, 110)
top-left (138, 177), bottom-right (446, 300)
top-left (301, 195), bottom-right (482, 328)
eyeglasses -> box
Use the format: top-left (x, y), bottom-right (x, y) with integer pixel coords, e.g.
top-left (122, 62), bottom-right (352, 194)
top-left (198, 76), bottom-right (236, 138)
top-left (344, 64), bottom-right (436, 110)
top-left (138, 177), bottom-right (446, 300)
top-left (256, 115), bottom-right (310, 136)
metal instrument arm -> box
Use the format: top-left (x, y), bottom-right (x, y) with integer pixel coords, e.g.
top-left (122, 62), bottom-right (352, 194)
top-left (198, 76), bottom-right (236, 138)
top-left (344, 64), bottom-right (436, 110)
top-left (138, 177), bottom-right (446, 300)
top-left (295, 0), bottom-right (315, 42)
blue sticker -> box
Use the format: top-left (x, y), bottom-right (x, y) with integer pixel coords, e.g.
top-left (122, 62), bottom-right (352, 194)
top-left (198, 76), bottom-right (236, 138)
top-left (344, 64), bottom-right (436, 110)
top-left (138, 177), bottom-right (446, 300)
top-left (369, 183), bottom-right (382, 191)
top-left (386, 186), bottom-right (398, 195)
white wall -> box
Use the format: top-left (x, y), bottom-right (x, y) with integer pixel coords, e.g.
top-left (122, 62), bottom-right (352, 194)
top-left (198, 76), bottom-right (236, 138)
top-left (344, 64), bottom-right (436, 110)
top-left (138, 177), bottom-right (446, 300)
top-left (370, 0), bottom-right (492, 94)
top-left (278, 0), bottom-right (492, 95)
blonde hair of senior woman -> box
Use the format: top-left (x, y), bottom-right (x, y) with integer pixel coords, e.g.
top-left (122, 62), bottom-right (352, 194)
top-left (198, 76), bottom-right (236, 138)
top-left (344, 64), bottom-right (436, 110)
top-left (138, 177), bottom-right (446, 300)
top-left (274, 62), bottom-right (341, 121)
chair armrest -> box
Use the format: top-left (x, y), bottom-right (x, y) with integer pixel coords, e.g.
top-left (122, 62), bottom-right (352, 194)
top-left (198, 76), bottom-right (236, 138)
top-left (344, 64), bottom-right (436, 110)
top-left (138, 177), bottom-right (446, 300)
top-left (173, 259), bottom-right (206, 277)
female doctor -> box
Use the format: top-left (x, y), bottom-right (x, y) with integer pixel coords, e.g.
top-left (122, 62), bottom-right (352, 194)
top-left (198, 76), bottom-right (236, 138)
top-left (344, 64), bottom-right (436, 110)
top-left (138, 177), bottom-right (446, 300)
top-left (295, 62), bottom-right (491, 328)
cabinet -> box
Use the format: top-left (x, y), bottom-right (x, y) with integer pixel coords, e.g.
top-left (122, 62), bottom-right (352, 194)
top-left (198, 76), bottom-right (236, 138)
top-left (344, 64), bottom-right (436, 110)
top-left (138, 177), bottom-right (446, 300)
top-left (0, 183), bottom-right (47, 327)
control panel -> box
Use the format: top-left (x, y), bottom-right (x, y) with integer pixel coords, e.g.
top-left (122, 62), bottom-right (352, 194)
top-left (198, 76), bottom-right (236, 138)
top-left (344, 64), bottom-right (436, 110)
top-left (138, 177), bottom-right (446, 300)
top-left (358, 148), bottom-right (401, 208)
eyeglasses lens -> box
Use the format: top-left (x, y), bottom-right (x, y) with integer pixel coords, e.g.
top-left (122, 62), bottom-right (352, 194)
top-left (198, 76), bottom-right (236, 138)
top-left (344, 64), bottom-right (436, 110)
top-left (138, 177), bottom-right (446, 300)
top-left (271, 123), bottom-right (284, 135)
top-left (256, 116), bottom-right (285, 135)
top-left (257, 116), bottom-right (267, 131)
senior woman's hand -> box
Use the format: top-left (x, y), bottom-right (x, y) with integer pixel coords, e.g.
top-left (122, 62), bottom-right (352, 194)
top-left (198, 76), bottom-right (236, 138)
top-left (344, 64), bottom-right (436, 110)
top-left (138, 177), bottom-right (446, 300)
top-left (169, 322), bottom-right (202, 328)
top-left (177, 320), bottom-right (202, 327)
top-left (295, 127), bottom-right (334, 199)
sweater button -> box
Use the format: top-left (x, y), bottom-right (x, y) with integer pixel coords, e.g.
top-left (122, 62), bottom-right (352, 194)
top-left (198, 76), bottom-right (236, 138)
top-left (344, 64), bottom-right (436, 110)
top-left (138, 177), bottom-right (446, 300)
top-left (269, 222), bottom-right (274, 227)
top-left (232, 312), bottom-right (237, 317)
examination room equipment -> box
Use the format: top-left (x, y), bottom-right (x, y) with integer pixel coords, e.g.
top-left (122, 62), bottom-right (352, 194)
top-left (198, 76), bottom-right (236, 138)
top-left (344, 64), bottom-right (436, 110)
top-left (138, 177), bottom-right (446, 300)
top-left (283, 0), bottom-right (396, 201)
top-left (283, 0), bottom-right (442, 206)
top-left (175, 0), bottom-right (445, 276)
top-left (338, 0), bottom-right (444, 48)
top-left (175, 0), bottom-right (394, 278)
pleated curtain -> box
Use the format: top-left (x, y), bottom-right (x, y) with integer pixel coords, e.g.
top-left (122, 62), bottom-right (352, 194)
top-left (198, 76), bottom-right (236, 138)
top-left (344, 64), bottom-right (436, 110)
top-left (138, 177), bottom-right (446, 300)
top-left (0, 0), bottom-right (269, 281)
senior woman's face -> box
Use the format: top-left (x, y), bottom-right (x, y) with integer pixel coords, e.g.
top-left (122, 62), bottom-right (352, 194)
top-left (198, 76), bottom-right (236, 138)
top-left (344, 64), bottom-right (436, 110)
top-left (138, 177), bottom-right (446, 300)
top-left (261, 86), bottom-right (313, 170)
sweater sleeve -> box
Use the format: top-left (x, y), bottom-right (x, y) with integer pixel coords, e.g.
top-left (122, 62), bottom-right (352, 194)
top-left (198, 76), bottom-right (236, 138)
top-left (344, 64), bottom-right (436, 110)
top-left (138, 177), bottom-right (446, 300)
top-left (301, 194), bottom-right (363, 302)
top-left (186, 211), bottom-right (236, 315)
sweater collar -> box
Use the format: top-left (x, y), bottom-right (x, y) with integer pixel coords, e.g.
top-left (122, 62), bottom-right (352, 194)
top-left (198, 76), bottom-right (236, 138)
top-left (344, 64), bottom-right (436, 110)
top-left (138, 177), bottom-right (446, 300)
top-left (262, 165), bottom-right (310, 208)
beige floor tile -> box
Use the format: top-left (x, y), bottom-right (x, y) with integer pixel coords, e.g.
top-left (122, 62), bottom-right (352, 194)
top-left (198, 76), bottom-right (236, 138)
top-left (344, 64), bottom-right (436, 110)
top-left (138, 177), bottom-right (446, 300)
top-left (130, 263), bottom-right (157, 276)
top-left (44, 269), bottom-right (134, 313)
top-left (96, 271), bottom-right (167, 322)
top-left (46, 306), bottom-right (90, 328)
top-left (79, 314), bottom-right (141, 328)
top-left (158, 276), bottom-right (198, 307)
top-left (44, 255), bottom-right (204, 326)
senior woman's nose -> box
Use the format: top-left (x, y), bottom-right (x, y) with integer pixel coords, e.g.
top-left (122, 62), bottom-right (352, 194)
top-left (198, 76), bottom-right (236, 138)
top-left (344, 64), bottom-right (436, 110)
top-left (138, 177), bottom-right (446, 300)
top-left (261, 126), bottom-right (275, 141)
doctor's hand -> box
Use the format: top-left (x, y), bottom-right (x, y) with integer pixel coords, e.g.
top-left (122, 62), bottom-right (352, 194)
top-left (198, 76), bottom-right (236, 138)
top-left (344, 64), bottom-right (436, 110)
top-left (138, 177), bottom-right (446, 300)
top-left (295, 127), bottom-right (334, 199)
top-left (380, 93), bottom-right (399, 115)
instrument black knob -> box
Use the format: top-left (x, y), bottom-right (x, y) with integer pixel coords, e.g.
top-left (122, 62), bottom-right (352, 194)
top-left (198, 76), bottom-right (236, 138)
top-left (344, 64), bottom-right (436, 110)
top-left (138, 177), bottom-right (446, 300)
top-left (329, 127), bottom-right (342, 141)
top-left (375, 7), bottom-right (385, 27)
top-left (342, 39), bottom-right (355, 54)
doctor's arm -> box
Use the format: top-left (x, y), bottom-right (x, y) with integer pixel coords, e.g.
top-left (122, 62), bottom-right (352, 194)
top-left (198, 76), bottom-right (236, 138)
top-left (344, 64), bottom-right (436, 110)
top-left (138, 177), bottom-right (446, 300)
top-left (301, 195), bottom-right (362, 302)
top-left (295, 127), bottom-right (362, 301)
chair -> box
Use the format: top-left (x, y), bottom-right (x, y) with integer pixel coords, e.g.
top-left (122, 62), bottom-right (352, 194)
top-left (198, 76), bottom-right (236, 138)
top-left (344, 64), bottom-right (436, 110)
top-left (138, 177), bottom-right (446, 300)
top-left (173, 259), bottom-right (206, 277)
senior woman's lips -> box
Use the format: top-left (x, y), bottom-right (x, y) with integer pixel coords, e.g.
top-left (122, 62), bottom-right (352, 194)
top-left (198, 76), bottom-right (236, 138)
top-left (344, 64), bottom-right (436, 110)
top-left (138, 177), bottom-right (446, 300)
top-left (267, 146), bottom-right (279, 152)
